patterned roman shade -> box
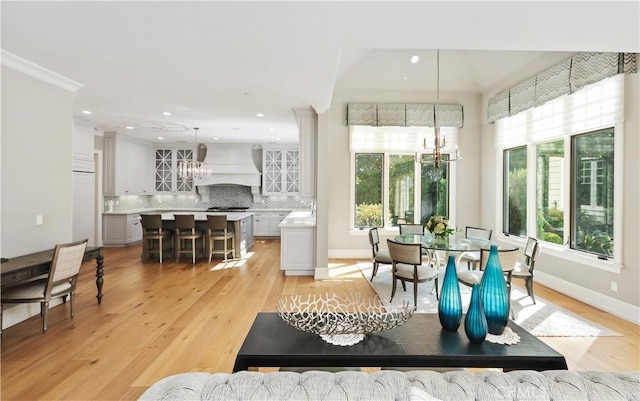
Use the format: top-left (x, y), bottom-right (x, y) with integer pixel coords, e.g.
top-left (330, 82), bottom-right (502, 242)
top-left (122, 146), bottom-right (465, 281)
top-left (347, 103), bottom-right (463, 128)
top-left (487, 52), bottom-right (637, 123)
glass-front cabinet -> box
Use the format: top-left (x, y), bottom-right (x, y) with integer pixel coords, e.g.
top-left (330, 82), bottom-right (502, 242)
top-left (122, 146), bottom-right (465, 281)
top-left (262, 145), bottom-right (299, 196)
top-left (154, 146), bottom-right (195, 193)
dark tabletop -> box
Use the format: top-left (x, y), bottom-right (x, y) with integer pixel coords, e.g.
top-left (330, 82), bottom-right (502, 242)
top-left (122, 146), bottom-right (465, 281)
top-left (233, 312), bottom-right (567, 372)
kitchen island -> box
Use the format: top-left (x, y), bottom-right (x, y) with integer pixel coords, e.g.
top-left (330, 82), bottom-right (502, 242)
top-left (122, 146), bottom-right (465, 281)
top-left (157, 212), bottom-right (254, 258)
top-left (279, 210), bottom-right (316, 276)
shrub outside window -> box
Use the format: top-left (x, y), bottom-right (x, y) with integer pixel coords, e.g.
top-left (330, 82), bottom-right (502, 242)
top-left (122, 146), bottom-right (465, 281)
top-left (503, 146), bottom-right (527, 237)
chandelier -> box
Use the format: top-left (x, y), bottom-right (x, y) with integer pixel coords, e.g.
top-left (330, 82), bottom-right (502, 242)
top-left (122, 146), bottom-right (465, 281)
top-left (177, 127), bottom-right (211, 180)
top-left (419, 49), bottom-right (462, 169)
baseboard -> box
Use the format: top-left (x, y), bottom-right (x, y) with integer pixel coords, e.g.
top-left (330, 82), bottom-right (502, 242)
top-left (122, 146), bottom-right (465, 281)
top-left (329, 249), bottom-right (370, 259)
top-left (536, 271), bottom-right (640, 325)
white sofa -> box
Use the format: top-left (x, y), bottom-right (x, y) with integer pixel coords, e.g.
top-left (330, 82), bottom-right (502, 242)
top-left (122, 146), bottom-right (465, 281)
top-left (139, 369), bottom-right (640, 401)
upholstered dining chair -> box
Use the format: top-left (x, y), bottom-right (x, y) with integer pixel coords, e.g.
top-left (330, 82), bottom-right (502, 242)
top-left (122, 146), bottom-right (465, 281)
top-left (387, 239), bottom-right (439, 310)
top-left (458, 226), bottom-right (493, 269)
top-left (399, 224), bottom-right (424, 235)
top-left (457, 247), bottom-right (519, 295)
top-left (207, 215), bottom-right (235, 262)
top-left (368, 227), bottom-right (392, 281)
top-left (174, 214), bottom-right (205, 264)
top-left (140, 214), bottom-right (173, 263)
top-left (1, 238), bottom-right (88, 334)
top-left (511, 237), bottom-right (541, 304)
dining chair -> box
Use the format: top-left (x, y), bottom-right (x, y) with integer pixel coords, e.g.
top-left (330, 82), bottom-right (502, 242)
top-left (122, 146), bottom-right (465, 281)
top-left (174, 214), bottom-right (205, 264)
top-left (511, 237), bottom-right (541, 304)
top-left (399, 224), bottom-right (424, 235)
top-left (368, 228), bottom-right (392, 281)
top-left (386, 239), bottom-right (439, 310)
top-left (459, 226), bottom-right (493, 269)
top-left (457, 247), bottom-right (519, 295)
top-left (207, 215), bottom-right (235, 262)
top-left (140, 214), bottom-right (173, 263)
top-left (1, 239), bottom-right (88, 334)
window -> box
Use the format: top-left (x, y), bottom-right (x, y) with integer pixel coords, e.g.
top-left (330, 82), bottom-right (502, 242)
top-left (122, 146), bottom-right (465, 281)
top-left (503, 146), bottom-right (527, 236)
top-left (572, 129), bottom-right (614, 257)
top-left (389, 155), bottom-right (415, 226)
top-left (354, 154), bottom-right (383, 228)
top-left (536, 140), bottom-right (565, 244)
top-left (496, 74), bottom-right (623, 263)
top-left (420, 156), bottom-right (449, 224)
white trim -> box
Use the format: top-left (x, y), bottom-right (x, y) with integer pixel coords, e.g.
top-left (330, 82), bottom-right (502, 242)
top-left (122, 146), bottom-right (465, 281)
top-left (1, 49), bottom-right (84, 92)
top-left (535, 270), bottom-right (639, 325)
top-left (329, 249), bottom-right (371, 259)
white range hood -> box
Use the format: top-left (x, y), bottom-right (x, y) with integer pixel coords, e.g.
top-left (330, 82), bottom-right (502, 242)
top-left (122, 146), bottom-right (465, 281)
top-left (193, 144), bottom-right (262, 202)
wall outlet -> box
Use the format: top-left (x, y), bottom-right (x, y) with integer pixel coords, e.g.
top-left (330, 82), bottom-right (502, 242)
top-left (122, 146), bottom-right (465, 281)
top-left (36, 215), bottom-right (43, 226)
top-left (611, 281), bottom-right (618, 292)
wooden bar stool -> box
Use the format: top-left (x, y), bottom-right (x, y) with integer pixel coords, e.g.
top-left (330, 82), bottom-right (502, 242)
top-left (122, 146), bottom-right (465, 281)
top-left (174, 214), bottom-right (204, 264)
top-left (207, 215), bottom-right (235, 262)
top-left (140, 214), bottom-right (173, 263)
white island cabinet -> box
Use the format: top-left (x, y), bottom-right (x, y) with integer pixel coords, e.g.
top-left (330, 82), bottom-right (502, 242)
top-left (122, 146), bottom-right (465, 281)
top-left (279, 210), bottom-right (316, 276)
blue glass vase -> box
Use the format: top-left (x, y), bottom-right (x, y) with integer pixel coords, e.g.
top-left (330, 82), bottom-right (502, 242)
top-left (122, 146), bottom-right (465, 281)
top-left (479, 245), bottom-right (510, 335)
top-left (464, 283), bottom-right (487, 344)
top-left (438, 254), bottom-right (462, 331)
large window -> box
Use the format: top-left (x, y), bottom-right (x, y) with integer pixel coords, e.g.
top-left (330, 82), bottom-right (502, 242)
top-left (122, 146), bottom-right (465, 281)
top-left (503, 146), bottom-right (527, 236)
top-left (354, 153), bottom-right (450, 228)
top-left (572, 129), bottom-right (614, 257)
top-left (496, 74), bottom-right (622, 261)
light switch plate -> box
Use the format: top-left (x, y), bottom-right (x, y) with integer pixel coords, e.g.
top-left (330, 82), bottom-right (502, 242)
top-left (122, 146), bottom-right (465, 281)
top-left (36, 215), bottom-right (43, 225)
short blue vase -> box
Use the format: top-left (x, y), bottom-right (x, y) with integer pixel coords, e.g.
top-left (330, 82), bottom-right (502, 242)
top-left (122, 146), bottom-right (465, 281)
top-left (464, 283), bottom-right (487, 344)
top-left (479, 245), bottom-right (510, 335)
top-left (438, 254), bottom-right (463, 331)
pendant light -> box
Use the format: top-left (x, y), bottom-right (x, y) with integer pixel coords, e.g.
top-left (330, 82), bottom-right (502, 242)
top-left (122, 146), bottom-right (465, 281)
top-left (177, 127), bottom-right (211, 180)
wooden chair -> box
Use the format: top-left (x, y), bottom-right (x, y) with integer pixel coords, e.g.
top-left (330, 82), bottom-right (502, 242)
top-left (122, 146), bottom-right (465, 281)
top-left (1, 239), bottom-right (88, 334)
top-left (174, 214), bottom-right (205, 264)
top-left (207, 215), bottom-right (235, 262)
top-left (386, 239), bottom-right (439, 310)
top-left (140, 214), bottom-right (173, 263)
top-left (459, 226), bottom-right (493, 269)
top-left (368, 228), bottom-right (392, 281)
top-left (511, 237), bottom-right (541, 304)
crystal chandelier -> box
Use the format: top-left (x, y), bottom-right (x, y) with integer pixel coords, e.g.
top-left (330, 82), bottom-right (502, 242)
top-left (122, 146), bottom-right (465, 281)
top-left (419, 49), bottom-right (462, 169)
top-left (177, 127), bottom-right (211, 180)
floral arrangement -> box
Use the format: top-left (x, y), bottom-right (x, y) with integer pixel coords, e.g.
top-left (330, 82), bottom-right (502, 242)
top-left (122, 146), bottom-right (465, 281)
top-left (425, 215), bottom-right (456, 238)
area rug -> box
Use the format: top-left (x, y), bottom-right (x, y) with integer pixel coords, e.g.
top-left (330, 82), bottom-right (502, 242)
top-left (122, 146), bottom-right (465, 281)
top-left (357, 262), bottom-right (620, 337)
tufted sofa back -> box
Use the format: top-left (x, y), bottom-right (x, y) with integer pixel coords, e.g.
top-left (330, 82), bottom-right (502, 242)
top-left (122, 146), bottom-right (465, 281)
top-left (139, 369), bottom-right (640, 401)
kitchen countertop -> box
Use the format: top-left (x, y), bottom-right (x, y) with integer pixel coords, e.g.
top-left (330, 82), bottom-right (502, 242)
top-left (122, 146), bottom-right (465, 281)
top-left (278, 210), bottom-right (316, 228)
top-left (157, 212), bottom-right (254, 221)
top-left (103, 208), bottom-right (307, 215)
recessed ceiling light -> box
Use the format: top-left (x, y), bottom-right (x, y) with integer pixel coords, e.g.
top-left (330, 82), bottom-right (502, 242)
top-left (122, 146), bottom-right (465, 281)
top-left (162, 111), bottom-right (171, 116)
top-left (213, 137), bottom-right (220, 141)
top-left (231, 127), bottom-right (240, 131)
top-left (256, 113), bottom-right (264, 117)
top-left (268, 128), bottom-right (275, 132)
top-left (276, 137), bottom-right (281, 141)
top-left (81, 110), bottom-right (92, 115)
top-left (403, 76), bottom-right (408, 80)
top-left (157, 136), bottom-right (164, 140)
top-left (125, 126), bottom-right (134, 130)
top-left (410, 55), bottom-right (420, 64)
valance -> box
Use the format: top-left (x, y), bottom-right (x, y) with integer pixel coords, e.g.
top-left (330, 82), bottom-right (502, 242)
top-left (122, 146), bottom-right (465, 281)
top-left (487, 52), bottom-right (637, 123)
top-left (346, 103), bottom-right (464, 128)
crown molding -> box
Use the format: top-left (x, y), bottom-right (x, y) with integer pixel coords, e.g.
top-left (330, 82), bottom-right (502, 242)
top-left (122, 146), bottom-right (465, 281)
top-left (1, 49), bottom-right (84, 93)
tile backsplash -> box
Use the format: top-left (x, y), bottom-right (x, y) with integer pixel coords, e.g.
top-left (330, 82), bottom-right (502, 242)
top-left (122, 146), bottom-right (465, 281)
top-left (105, 185), bottom-right (312, 211)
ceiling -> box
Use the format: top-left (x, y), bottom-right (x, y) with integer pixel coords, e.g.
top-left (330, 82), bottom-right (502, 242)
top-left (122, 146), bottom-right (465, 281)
top-left (2, 1), bottom-right (638, 145)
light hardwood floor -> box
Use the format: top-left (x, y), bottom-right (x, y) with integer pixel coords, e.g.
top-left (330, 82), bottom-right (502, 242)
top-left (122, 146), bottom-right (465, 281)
top-left (1, 239), bottom-right (638, 400)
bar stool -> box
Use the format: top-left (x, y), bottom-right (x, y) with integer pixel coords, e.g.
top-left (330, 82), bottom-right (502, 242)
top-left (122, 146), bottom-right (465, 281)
top-left (174, 214), bottom-right (204, 264)
top-left (207, 215), bottom-right (235, 262)
top-left (140, 214), bottom-right (173, 263)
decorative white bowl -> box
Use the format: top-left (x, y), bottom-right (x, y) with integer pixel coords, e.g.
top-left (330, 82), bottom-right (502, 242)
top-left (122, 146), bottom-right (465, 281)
top-left (276, 293), bottom-right (414, 346)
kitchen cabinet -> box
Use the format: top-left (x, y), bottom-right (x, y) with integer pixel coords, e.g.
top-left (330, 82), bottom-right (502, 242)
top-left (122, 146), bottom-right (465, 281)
top-left (262, 146), bottom-right (299, 196)
top-left (294, 108), bottom-right (317, 199)
top-left (279, 210), bottom-right (316, 276)
top-left (103, 213), bottom-right (142, 246)
top-left (253, 211), bottom-right (290, 237)
top-left (238, 215), bottom-right (254, 255)
top-left (104, 133), bottom-right (154, 195)
top-left (154, 146), bottom-right (195, 193)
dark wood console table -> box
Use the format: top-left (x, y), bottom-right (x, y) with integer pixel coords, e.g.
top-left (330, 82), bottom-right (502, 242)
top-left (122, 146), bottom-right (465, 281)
top-left (233, 313), bottom-right (567, 372)
top-left (1, 246), bottom-right (105, 303)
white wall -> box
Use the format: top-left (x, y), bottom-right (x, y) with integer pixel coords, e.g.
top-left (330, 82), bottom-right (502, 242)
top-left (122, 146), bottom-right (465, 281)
top-left (1, 66), bottom-right (75, 256)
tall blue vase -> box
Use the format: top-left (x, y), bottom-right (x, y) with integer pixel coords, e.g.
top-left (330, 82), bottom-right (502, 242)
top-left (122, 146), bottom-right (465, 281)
top-left (438, 254), bottom-right (462, 331)
top-left (465, 283), bottom-right (487, 344)
top-left (479, 245), bottom-right (510, 335)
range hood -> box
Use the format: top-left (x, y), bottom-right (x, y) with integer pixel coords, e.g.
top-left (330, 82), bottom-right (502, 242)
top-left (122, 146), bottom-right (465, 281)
top-left (193, 143), bottom-right (262, 202)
